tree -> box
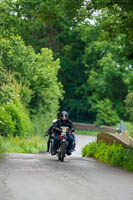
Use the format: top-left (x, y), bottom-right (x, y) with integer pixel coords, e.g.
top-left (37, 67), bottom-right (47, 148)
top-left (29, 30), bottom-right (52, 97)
top-left (125, 92), bottom-right (133, 121)
top-left (76, 22), bottom-right (131, 122)
top-left (0, 0), bottom-right (85, 52)
top-left (95, 99), bottom-right (120, 126)
top-left (86, 0), bottom-right (133, 59)
top-left (0, 35), bottom-right (63, 133)
top-left (1, 0), bottom-right (132, 125)
top-left (0, 61), bottom-right (33, 137)
top-left (0, 0), bottom-right (88, 122)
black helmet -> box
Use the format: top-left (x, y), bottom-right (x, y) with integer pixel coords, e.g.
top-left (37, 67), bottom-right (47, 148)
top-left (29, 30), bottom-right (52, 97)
top-left (60, 111), bottom-right (68, 119)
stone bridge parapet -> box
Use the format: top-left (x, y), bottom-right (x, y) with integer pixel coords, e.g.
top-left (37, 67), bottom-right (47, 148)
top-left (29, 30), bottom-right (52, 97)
top-left (97, 132), bottom-right (133, 149)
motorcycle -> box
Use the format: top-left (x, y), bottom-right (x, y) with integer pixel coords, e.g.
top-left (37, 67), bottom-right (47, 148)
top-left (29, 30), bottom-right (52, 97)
top-left (57, 126), bottom-right (69, 162)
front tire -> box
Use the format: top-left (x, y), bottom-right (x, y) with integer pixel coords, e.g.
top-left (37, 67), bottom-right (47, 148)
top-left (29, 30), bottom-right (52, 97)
top-left (61, 142), bottom-right (66, 162)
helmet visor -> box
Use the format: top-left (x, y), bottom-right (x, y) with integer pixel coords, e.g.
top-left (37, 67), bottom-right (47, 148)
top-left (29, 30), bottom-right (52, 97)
top-left (61, 112), bottom-right (68, 119)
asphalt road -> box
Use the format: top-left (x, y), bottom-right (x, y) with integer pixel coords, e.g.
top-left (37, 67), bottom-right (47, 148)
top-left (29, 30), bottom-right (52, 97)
top-left (0, 135), bottom-right (133, 200)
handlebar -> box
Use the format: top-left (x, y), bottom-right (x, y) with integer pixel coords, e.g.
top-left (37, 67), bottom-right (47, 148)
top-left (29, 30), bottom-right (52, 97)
top-left (54, 127), bottom-right (61, 132)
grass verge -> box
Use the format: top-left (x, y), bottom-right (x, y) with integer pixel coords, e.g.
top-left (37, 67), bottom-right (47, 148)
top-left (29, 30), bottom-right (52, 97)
top-left (75, 130), bottom-right (98, 136)
top-left (0, 136), bottom-right (47, 154)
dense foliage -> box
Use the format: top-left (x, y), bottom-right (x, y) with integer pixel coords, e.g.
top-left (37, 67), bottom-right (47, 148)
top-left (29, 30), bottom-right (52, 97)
top-left (82, 142), bottom-right (133, 171)
top-left (0, 0), bottom-right (133, 142)
top-left (0, 36), bottom-right (63, 136)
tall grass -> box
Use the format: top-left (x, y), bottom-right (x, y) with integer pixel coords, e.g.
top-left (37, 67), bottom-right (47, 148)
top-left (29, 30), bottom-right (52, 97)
top-left (0, 136), bottom-right (47, 154)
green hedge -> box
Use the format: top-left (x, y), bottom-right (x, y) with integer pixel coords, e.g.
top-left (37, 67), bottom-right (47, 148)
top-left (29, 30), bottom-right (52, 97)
top-left (0, 101), bottom-right (33, 137)
top-left (5, 101), bottom-right (33, 137)
top-left (82, 142), bottom-right (133, 171)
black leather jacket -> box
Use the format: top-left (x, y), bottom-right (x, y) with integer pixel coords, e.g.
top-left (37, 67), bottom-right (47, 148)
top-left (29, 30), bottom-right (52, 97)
top-left (53, 119), bottom-right (75, 134)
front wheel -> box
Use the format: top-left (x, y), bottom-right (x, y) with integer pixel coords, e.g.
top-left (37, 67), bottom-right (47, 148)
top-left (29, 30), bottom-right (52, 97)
top-left (61, 142), bottom-right (66, 162)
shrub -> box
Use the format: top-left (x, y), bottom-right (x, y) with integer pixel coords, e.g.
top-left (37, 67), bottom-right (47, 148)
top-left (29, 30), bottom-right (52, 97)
top-left (5, 101), bottom-right (33, 137)
top-left (122, 149), bottom-right (133, 171)
top-left (0, 84), bottom-right (15, 105)
top-left (94, 142), bottom-right (108, 162)
top-left (82, 141), bottom-right (133, 171)
top-left (82, 142), bottom-right (99, 157)
top-left (109, 143), bottom-right (124, 166)
top-left (0, 64), bottom-right (9, 86)
top-left (0, 106), bottom-right (16, 137)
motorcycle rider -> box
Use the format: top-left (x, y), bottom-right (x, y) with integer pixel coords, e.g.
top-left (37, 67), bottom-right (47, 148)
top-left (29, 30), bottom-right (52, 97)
top-left (45, 119), bottom-right (57, 152)
top-left (52, 111), bottom-right (75, 155)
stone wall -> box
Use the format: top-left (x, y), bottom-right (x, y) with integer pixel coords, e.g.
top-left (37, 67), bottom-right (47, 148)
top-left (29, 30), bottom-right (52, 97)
top-left (74, 122), bottom-right (133, 149)
top-left (97, 132), bottom-right (133, 149)
top-left (74, 123), bottom-right (116, 133)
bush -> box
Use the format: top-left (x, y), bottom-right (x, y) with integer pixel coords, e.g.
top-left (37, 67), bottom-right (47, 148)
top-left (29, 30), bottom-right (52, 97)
top-left (82, 141), bottom-right (133, 171)
top-left (82, 142), bottom-right (99, 157)
top-left (0, 64), bottom-right (8, 86)
top-left (122, 149), bottom-right (133, 171)
top-left (105, 143), bottom-right (124, 166)
top-left (5, 101), bottom-right (33, 137)
top-left (0, 106), bottom-right (16, 137)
